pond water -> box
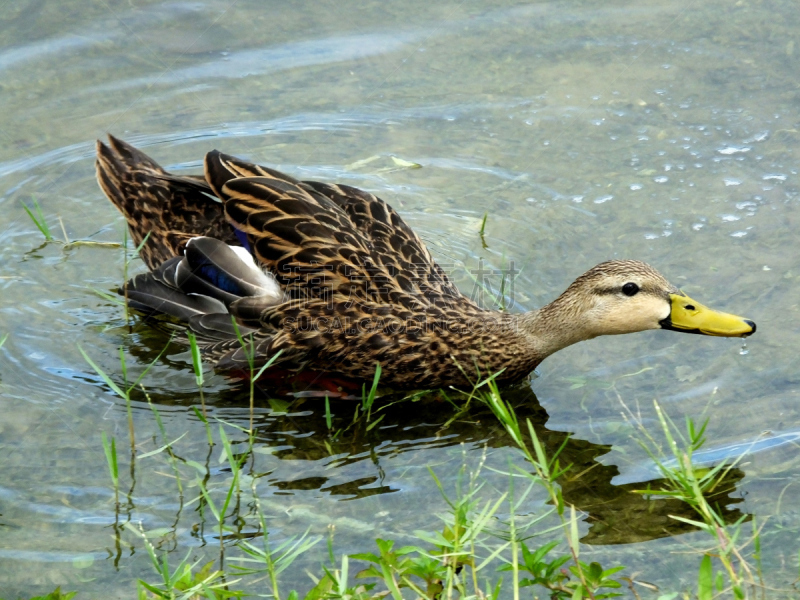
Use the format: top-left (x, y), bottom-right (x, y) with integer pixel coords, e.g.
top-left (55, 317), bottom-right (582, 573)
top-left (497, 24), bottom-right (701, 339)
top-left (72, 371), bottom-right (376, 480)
top-left (1, 0), bottom-right (799, 596)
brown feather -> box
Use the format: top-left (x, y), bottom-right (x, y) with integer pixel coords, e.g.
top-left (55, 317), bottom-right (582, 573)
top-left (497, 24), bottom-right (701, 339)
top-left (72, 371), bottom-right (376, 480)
top-left (96, 135), bottom-right (237, 269)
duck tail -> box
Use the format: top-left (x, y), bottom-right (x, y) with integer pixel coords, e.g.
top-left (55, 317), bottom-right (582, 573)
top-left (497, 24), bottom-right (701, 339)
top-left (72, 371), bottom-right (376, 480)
top-left (96, 134), bottom-right (235, 270)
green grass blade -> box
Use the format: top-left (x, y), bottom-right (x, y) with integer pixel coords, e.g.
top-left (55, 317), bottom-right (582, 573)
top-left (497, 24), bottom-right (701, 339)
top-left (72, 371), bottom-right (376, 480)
top-left (697, 554), bottom-right (713, 600)
top-left (88, 286), bottom-right (126, 306)
top-left (325, 396), bottom-right (332, 431)
top-left (363, 362), bottom-right (382, 412)
top-left (79, 345), bottom-right (127, 399)
top-left (21, 197), bottom-right (53, 241)
top-left (137, 432), bottom-right (189, 459)
top-left (254, 348), bottom-right (285, 380)
top-left (198, 482), bottom-right (221, 523)
top-left (229, 317), bottom-right (255, 371)
top-left (101, 432), bottom-right (118, 487)
top-left (365, 414), bottom-right (386, 432)
top-left (569, 505), bottom-right (580, 558)
top-left (187, 331), bottom-right (204, 388)
top-left (131, 336), bottom-right (173, 389)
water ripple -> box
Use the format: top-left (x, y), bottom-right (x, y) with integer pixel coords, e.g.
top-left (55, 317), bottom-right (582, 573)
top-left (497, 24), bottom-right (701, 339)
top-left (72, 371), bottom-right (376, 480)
top-left (615, 429), bottom-right (800, 485)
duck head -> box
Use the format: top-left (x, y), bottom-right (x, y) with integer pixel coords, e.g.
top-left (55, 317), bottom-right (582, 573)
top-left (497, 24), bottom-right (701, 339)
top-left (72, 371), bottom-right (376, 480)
top-left (525, 260), bottom-right (755, 357)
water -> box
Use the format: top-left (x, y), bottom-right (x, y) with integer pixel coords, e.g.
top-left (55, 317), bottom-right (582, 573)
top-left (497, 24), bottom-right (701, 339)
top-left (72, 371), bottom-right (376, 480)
top-left (1, 0), bottom-right (799, 595)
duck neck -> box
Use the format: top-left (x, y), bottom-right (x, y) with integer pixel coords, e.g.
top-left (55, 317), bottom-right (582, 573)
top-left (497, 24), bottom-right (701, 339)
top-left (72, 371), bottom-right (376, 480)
top-left (513, 294), bottom-right (596, 361)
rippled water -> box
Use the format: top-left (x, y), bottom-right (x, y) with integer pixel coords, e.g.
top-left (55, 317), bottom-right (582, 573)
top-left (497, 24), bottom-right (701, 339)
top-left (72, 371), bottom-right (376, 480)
top-left (1, 0), bottom-right (800, 596)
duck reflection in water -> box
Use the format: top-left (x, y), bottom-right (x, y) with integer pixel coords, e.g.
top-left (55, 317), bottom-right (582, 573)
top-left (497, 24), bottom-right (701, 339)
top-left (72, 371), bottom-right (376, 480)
top-left (122, 347), bottom-right (745, 547)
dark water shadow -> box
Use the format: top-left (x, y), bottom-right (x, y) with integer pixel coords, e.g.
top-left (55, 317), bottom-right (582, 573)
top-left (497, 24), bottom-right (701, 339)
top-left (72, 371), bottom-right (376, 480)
top-left (127, 343), bottom-right (748, 546)
top-left (255, 383), bottom-right (747, 545)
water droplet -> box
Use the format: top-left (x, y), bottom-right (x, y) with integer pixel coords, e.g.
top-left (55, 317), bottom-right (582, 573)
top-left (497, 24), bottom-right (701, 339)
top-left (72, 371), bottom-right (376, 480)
top-left (594, 195), bottom-right (613, 204)
top-left (654, 175), bottom-right (669, 183)
top-left (722, 214), bottom-right (741, 222)
top-left (630, 183), bottom-right (643, 191)
top-left (724, 178), bottom-right (742, 186)
top-left (740, 341), bottom-right (748, 356)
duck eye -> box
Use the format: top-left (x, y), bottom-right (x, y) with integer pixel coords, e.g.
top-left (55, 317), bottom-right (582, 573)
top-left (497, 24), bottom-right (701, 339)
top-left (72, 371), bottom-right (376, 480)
top-left (622, 282), bottom-right (639, 297)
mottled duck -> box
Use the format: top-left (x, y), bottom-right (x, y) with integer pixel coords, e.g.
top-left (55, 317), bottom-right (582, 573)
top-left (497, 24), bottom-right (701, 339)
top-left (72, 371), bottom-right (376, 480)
top-left (96, 136), bottom-right (755, 390)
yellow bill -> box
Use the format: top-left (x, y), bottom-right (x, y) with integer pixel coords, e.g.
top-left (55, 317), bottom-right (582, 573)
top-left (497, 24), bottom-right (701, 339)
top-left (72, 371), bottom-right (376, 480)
top-left (660, 293), bottom-right (756, 337)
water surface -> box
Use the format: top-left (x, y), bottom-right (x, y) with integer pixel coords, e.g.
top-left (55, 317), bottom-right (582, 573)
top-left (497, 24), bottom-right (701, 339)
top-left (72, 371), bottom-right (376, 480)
top-left (1, 0), bottom-right (799, 596)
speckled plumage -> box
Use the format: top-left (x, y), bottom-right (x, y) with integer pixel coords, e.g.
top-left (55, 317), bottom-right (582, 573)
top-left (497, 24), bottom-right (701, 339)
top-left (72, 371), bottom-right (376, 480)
top-left (96, 137), bottom-right (238, 270)
top-left (97, 136), bottom-right (743, 390)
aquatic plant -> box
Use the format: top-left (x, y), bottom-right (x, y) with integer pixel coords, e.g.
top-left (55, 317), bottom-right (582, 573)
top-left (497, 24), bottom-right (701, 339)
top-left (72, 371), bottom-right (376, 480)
top-left (20, 196), bottom-right (53, 242)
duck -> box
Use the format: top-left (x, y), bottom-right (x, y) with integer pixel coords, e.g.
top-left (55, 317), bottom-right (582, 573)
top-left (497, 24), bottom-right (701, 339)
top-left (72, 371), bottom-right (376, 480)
top-left (95, 135), bottom-right (756, 390)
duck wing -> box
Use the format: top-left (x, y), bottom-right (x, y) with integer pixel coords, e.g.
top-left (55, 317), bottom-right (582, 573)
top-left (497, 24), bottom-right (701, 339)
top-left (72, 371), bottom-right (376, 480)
top-left (123, 235), bottom-right (281, 341)
top-left (304, 181), bottom-right (465, 306)
top-left (205, 150), bottom-right (469, 309)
